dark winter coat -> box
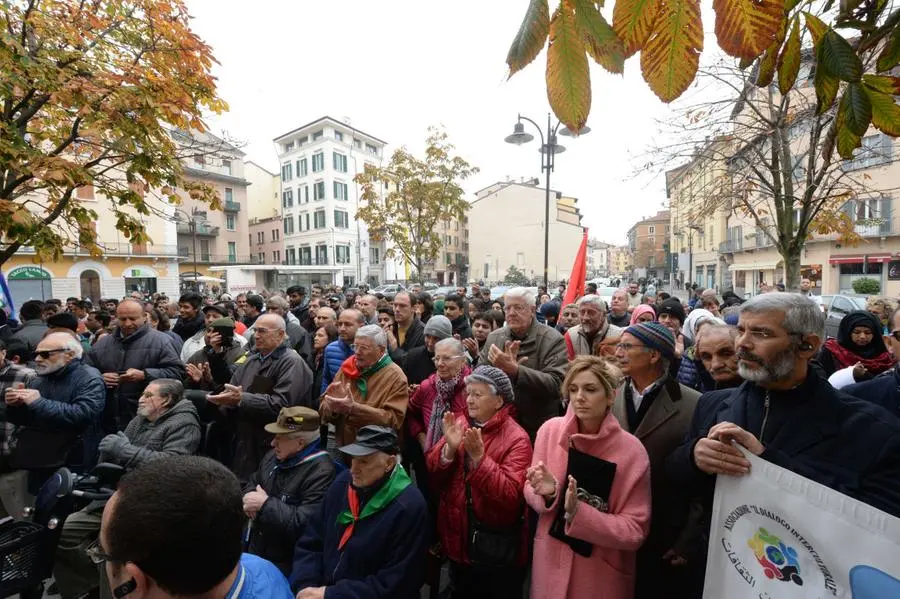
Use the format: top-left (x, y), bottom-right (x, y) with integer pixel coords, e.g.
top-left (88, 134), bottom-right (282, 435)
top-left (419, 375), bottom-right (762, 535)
top-left (425, 405), bottom-right (532, 566)
top-left (11, 319), bottom-right (48, 355)
top-left (399, 345), bottom-right (435, 386)
top-left (8, 360), bottom-right (105, 471)
top-left (225, 345), bottom-right (313, 482)
top-left (389, 318), bottom-right (425, 364)
top-left (86, 324), bottom-right (185, 430)
top-left (244, 441), bottom-right (336, 575)
top-left (844, 365), bottom-right (900, 417)
top-left (100, 399), bottom-right (201, 468)
top-left (478, 318), bottom-right (568, 440)
top-left (172, 313), bottom-right (206, 342)
top-left (449, 315), bottom-right (472, 340)
top-left (290, 469), bottom-right (428, 599)
top-left (668, 368), bottom-right (900, 519)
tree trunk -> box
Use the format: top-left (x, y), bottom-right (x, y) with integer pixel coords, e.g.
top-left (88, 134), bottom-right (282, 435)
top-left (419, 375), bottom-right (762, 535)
top-left (782, 247), bottom-right (802, 291)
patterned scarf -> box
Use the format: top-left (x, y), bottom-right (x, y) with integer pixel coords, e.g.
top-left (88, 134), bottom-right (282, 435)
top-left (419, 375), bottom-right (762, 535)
top-left (337, 464), bottom-right (412, 550)
top-left (424, 367), bottom-right (468, 451)
top-left (339, 353), bottom-right (393, 398)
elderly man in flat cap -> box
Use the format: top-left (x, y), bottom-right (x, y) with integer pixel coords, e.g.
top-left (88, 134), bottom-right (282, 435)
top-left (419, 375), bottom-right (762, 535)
top-left (290, 425), bottom-right (427, 599)
top-left (243, 406), bottom-right (336, 576)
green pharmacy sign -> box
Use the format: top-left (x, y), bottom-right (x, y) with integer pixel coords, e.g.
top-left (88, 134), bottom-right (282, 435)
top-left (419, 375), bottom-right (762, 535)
top-left (7, 266), bottom-right (51, 280)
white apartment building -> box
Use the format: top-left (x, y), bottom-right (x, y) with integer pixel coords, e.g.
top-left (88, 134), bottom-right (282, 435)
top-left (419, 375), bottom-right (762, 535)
top-left (273, 116), bottom-right (387, 287)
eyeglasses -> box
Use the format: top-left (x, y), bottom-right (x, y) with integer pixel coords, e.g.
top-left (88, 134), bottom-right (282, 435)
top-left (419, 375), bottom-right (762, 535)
top-left (35, 348), bottom-right (67, 359)
top-left (615, 343), bottom-right (652, 353)
top-left (86, 542), bottom-right (117, 566)
top-left (255, 327), bottom-right (280, 335)
top-left (504, 304), bottom-right (531, 313)
top-left (433, 355), bottom-right (465, 365)
top-left (350, 344), bottom-right (377, 352)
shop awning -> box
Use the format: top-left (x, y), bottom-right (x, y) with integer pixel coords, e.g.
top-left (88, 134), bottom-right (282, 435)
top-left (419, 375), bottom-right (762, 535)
top-left (828, 254), bottom-right (892, 265)
top-left (728, 261), bottom-right (782, 272)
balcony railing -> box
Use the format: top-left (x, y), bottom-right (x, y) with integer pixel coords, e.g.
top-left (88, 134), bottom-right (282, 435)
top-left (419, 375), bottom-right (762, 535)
top-left (224, 201), bottom-right (241, 212)
top-left (178, 248), bottom-right (261, 264)
top-left (176, 222), bottom-right (220, 237)
top-left (6, 242), bottom-right (180, 257)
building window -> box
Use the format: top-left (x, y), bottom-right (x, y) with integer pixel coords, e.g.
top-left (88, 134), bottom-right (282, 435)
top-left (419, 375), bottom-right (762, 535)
top-left (354, 139), bottom-right (362, 150)
top-left (297, 136), bottom-right (308, 147)
top-left (281, 162), bottom-right (293, 181)
top-left (298, 158), bottom-right (308, 177)
top-left (227, 242), bottom-right (236, 263)
top-left (312, 130), bottom-right (324, 141)
top-left (226, 214), bottom-right (235, 230)
top-left (222, 159), bottom-right (232, 174)
top-left (314, 181), bottom-right (326, 201)
top-left (365, 143), bottom-right (378, 154)
top-left (334, 210), bottom-right (349, 229)
top-left (258, 252), bottom-right (265, 264)
top-left (314, 210), bottom-right (326, 229)
top-left (272, 229), bottom-right (279, 241)
top-left (273, 250), bottom-right (280, 263)
top-left (283, 216), bottom-right (295, 234)
top-left (298, 212), bottom-right (306, 231)
top-left (302, 185), bottom-right (309, 203)
top-left (333, 181), bottom-right (349, 201)
top-left (282, 189), bottom-right (293, 208)
top-left (283, 141), bottom-right (294, 153)
top-left (304, 214), bottom-right (310, 231)
top-left (224, 188), bottom-right (233, 203)
top-left (333, 152), bottom-right (348, 173)
top-left (844, 134), bottom-right (893, 171)
top-left (300, 247), bottom-right (312, 265)
top-left (336, 245), bottom-right (351, 264)
top-left (315, 244), bottom-right (328, 265)
top-left (334, 130), bottom-right (344, 142)
top-left (312, 152), bottom-right (325, 173)
top-left (370, 247), bottom-right (380, 264)
top-left (648, 225), bottom-right (656, 234)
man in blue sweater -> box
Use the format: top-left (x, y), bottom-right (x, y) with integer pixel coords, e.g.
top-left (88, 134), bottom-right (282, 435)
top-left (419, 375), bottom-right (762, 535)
top-left (291, 426), bottom-right (427, 599)
top-left (320, 309), bottom-right (364, 394)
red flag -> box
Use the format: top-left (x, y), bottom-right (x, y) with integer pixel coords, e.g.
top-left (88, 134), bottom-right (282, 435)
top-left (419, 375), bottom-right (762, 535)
top-left (563, 229), bottom-right (588, 306)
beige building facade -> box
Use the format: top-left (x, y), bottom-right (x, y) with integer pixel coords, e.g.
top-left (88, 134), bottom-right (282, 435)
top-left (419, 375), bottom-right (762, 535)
top-left (467, 180), bottom-right (585, 285)
top-left (627, 211), bottom-right (670, 279)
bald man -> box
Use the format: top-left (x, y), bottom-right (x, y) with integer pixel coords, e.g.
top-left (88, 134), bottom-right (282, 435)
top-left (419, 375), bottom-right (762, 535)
top-left (86, 300), bottom-right (185, 432)
top-left (6, 332), bottom-right (105, 474)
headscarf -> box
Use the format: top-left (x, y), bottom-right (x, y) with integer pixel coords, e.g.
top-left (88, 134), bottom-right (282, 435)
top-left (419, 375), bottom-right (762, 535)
top-left (834, 311), bottom-right (888, 359)
top-left (683, 309), bottom-right (725, 344)
top-left (630, 304), bottom-right (656, 325)
top-left (425, 365), bottom-right (470, 451)
top-left (433, 299), bottom-right (445, 316)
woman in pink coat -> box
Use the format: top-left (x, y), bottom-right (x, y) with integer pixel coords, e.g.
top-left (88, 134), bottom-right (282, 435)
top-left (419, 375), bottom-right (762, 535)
top-left (525, 356), bottom-right (652, 599)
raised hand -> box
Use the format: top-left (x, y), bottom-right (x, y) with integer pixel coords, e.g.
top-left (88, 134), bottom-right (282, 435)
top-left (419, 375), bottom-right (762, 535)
top-left (442, 412), bottom-right (465, 453)
top-left (525, 461), bottom-right (558, 498)
top-left (462, 427), bottom-right (485, 465)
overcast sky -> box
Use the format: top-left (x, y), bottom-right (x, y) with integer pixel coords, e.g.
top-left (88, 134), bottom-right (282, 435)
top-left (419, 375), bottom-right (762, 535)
top-left (188, 0), bottom-right (718, 245)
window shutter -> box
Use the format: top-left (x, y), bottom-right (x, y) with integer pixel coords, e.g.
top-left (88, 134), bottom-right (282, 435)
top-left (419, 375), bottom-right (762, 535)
top-left (881, 196), bottom-right (893, 234)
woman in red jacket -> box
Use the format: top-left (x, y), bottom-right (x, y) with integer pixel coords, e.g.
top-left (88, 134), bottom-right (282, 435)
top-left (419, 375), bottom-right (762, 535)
top-left (426, 365), bottom-right (533, 599)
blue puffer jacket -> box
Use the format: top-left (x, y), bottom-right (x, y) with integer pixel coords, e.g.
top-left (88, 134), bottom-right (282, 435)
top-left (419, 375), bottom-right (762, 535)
top-left (290, 469), bottom-right (428, 599)
top-left (844, 366), bottom-right (900, 417)
top-left (7, 359), bottom-right (106, 471)
top-left (320, 339), bottom-right (353, 394)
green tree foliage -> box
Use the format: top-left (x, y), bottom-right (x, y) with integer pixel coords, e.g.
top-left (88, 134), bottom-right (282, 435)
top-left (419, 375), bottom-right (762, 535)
top-left (504, 265), bottom-right (530, 285)
top-left (852, 277), bottom-right (880, 294)
top-left (354, 128), bottom-right (478, 276)
top-left (0, 0), bottom-right (227, 265)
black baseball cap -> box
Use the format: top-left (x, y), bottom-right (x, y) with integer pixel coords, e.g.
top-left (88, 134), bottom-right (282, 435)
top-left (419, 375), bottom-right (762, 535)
top-left (338, 426), bottom-right (399, 456)
top-left (201, 303), bottom-right (228, 317)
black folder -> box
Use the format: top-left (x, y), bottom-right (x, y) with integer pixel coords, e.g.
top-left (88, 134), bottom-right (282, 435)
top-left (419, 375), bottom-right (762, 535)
top-left (548, 446), bottom-right (617, 557)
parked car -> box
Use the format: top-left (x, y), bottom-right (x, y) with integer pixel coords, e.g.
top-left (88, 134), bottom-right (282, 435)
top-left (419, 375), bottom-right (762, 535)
top-left (816, 294), bottom-right (869, 339)
top-left (595, 287), bottom-right (619, 308)
top-left (371, 283), bottom-right (406, 300)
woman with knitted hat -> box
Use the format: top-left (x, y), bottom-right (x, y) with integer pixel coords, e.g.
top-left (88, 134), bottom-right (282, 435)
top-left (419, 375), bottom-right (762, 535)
top-left (525, 356), bottom-right (651, 599)
top-left (426, 365), bottom-right (532, 599)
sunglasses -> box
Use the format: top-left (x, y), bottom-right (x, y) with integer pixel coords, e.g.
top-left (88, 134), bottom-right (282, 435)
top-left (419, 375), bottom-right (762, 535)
top-left (35, 348), bottom-right (68, 359)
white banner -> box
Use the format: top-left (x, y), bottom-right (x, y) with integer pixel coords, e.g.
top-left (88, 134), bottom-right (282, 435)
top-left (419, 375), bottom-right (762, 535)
top-left (703, 448), bottom-right (900, 598)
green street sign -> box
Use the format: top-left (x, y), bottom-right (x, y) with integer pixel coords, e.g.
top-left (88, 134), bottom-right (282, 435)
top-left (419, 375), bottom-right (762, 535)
top-left (7, 266), bottom-right (51, 280)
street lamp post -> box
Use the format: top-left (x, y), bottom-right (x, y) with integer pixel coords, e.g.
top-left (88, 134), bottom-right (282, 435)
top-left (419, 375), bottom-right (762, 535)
top-left (174, 208), bottom-right (200, 289)
top-left (504, 113), bottom-right (588, 288)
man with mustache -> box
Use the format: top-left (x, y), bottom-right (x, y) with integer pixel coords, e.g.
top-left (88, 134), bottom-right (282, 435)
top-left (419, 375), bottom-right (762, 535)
top-left (670, 293), bottom-right (900, 522)
top-left (694, 325), bottom-right (742, 390)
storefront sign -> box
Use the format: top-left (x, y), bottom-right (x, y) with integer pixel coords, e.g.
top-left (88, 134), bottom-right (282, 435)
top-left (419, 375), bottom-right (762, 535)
top-left (7, 266), bottom-right (51, 280)
top-left (888, 261), bottom-right (900, 281)
top-left (124, 267), bottom-right (156, 278)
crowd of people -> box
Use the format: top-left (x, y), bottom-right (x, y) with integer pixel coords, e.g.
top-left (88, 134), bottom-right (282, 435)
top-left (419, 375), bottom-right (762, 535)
top-left (1, 279), bottom-right (899, 599)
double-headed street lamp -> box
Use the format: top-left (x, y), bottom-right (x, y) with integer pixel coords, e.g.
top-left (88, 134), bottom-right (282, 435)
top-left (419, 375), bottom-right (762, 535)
top-left (504, 113), bottom-right (589, 288)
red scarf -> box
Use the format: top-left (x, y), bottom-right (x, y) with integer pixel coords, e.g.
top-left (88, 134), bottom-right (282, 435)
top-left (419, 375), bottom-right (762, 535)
top-left (823, 338), bottom-right (895, 375)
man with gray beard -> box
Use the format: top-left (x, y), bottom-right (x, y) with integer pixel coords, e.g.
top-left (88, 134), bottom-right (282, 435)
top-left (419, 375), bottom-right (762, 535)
top-left (670, 292), bottom-right (900, 517)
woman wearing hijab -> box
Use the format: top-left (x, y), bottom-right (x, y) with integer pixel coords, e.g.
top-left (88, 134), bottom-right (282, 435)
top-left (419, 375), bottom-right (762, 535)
top-left (817, 310), bottom-right (895, 379)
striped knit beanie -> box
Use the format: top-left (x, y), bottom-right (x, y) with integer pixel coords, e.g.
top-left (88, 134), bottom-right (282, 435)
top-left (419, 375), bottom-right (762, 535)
top-left (624, 321), bottom-right (676, 360)
top-left (465, 365), bottom-right (515, 404)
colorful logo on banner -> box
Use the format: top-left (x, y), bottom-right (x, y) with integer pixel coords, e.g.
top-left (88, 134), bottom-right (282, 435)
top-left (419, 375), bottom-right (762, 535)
top-left (720, 503), bottom-right (837, 596)
top-left (747, 527), bottom-right (803, 586)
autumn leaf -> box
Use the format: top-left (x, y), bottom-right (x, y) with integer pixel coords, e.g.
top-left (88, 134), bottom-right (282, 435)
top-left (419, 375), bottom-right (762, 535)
top-left (756, 41), bottom-right (778, 87)
top-left (876, 25), bottom-right (900, 72)
top-left (507, 0), bottom-right (551, 77)
top-left (861, 74), bottom-right (900, 95)
top-left (803, 12), bottom-right (828, 45)
top-left (547, 3), bottom-right (591, 131)
top-left (613, 0), bottom-right (661, 57)
top-left (777, 17), bottom-right (801, 94)
top-left (835, 83), bottom-right (870, 158)
top-left (712, 0), bottom-right (785, 60)
top-left (641, 0), bottom-right (703, 102)
top-left (865, 87), bottom-right (900, 136)
top-left (573, 0), bottom-right (626, 74)
top-left (819, 29), bottom-right (863, 82)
